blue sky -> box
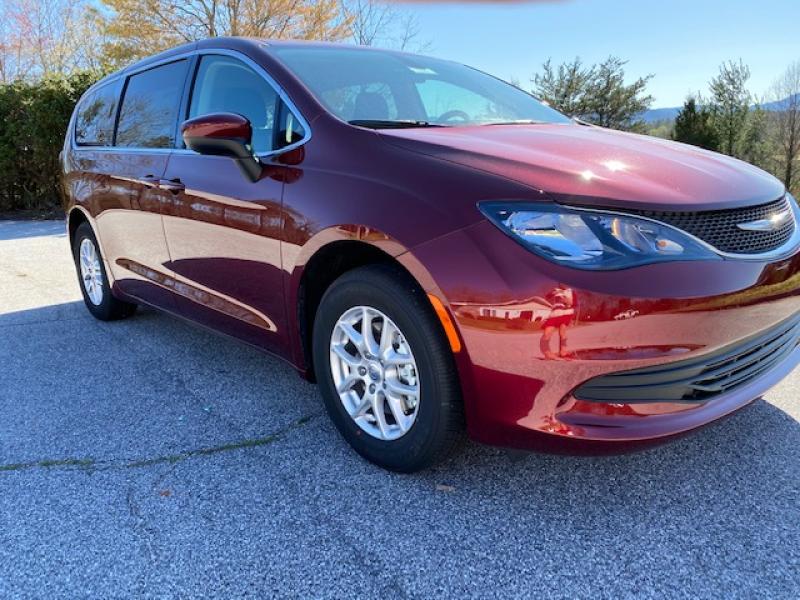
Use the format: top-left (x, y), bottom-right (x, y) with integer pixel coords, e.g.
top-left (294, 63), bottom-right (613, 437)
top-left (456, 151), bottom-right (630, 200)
top-left (402, 0), bottom-right (800, 107)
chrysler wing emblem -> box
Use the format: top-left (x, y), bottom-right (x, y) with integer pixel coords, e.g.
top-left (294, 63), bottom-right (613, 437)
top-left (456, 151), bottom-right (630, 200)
top-left (736, 206), bottom-right (794, 232)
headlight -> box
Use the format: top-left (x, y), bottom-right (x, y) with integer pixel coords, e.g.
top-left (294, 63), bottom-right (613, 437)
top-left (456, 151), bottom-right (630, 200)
top-left (479, 202), bottom-right (721, 270)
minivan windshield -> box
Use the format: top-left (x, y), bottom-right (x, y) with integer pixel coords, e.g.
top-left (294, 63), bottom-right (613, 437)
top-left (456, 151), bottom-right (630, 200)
top-left (271, 46), bottom-right (572, 128)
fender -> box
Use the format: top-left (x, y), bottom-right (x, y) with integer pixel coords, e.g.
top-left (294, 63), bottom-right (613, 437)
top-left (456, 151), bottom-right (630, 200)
top-left (283, 224), bottom-right (478, 419)
top-left (67, 205), bottom-right (118, 288)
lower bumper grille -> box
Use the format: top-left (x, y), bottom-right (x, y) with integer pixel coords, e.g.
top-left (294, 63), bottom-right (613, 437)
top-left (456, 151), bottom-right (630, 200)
top-left (574, 314), bottom-right (800, 403)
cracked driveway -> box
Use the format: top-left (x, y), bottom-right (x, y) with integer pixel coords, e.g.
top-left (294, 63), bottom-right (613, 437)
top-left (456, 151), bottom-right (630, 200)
top-left (1, 219), bottom-right (799, 599)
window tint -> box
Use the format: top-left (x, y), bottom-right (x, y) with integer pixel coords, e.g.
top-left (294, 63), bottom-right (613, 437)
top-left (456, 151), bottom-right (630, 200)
top-left (189, 55), bottom-right (280, 153)
top-left (75, 83), bottom-right (118, 146)
top-left (117, 60), bottom-right (189, 148)
top-left (273, 47), bottom-right (572, 127)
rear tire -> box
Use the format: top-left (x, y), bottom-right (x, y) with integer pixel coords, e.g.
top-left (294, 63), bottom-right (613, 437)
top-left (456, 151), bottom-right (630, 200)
top-left (72, 221), bottom-right (137, 321)
top-left (312, 264), bottom-right (464, 472)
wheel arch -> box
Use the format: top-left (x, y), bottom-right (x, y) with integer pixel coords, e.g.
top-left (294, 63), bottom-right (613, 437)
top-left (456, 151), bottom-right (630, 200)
top-left (67, 205), bottom-right (90, 249)
top-left (67, 205), bottom-right (117, 287)
top-left (291, 229), bottom-right (462, 383)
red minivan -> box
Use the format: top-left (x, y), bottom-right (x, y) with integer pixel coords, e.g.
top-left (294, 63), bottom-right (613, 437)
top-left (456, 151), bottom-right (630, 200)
top-left (63, 38), bottom-right (800, 472)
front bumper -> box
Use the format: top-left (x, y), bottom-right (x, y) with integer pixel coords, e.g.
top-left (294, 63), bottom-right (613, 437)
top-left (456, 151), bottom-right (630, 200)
top-left (407, 220), bottom-right (800, 453)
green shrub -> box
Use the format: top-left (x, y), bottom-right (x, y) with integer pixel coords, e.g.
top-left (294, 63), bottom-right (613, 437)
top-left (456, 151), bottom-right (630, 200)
top-left (0, 71), bottom-right (100, 213)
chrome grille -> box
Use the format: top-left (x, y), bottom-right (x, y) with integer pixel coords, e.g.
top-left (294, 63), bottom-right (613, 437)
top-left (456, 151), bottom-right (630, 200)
top-left (574, 314), bottom-right (800, 403)
top-left (635, 196), bottom-right (795, 254)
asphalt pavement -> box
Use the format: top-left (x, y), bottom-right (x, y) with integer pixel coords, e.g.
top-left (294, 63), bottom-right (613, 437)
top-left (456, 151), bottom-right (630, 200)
top-left (1, 219), bottom-right (798, 599)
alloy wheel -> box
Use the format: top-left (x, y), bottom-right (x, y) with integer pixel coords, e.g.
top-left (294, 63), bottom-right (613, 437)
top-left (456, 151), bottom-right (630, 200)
top-left (79, 238), bottom-right (104, 306)
top-left (329, 306), bottom-right (420, 441)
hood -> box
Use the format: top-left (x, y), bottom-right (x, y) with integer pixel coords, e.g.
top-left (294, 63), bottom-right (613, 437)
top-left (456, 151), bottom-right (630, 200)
top-left (379, 123), bottom-right (785, 212)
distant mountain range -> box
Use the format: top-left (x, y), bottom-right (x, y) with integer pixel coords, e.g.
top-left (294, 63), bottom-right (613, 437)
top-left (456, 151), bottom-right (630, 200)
top-left (640, 94), bottom-right (799, 124)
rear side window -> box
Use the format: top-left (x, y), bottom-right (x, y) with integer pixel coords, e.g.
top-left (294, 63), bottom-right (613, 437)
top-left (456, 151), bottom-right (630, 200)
top-left (117, 60), bottom-right (189, 148)
top-left (189, 55), bottom-right (279, 153)
top-left (74, 83), bottom-right (118, 146)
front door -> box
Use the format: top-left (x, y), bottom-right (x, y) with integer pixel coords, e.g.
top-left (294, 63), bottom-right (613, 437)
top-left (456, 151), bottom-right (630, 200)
top-left (161, 54), bottom-right (292, 355)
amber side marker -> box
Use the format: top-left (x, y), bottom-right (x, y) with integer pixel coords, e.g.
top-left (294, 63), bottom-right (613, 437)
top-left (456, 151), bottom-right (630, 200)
top-left (427, 293), bottom-right (462, 353)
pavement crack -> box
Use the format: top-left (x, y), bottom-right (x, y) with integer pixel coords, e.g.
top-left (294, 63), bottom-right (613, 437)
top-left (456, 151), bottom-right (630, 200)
top-left (0, 457), bottom-right (94, 471)
top-left (125, 461), bottom-right (180, 584)
top-left (0, 412), bottom-right (321, 474)
top-left (126, 484), bottom-right (161, 565)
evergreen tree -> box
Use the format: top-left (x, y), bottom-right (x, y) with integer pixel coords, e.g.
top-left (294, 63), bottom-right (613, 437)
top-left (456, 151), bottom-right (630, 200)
top-left (672, 96), bottom-right (719, 151)
top-left (708, 60), bottom-right (751, 157)
top-left (584, 57), bottom-right (654, 132)
top-left (532, 58), bottom-right (594, 118)
top-left (738, 103), bottom-right (771, 170)
top-left (532, 56), bottom-right (653, 131)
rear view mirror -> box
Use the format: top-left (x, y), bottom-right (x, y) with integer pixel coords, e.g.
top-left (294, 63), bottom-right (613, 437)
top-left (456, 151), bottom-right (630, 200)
top-left (181, 112), bottom-right (262, 181)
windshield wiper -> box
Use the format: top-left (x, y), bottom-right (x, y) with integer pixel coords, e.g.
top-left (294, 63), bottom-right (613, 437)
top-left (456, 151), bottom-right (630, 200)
top-left (348, 119), bottom-right (447, 129)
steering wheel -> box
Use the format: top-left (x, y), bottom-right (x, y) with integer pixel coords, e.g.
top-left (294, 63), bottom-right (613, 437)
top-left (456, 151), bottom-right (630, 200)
top-left (436, 110), bottom-right (470, 124)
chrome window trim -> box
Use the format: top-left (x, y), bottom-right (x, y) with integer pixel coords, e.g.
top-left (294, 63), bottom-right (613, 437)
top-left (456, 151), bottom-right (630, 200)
top-left (562, 195), bottom-right (800, 262)
top-left (71, 47), bottom-right (312, 158)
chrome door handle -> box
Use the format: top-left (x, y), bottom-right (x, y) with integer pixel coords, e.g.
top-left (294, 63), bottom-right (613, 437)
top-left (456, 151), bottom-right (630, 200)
top-left (140, 174), bottom-right (160, 188)
top-left (158, 178), bottom-right (185, 194)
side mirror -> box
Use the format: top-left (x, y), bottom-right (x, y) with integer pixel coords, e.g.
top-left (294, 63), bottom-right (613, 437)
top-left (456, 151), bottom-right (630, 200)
top-left (181, 112), bottom-right (262, 181)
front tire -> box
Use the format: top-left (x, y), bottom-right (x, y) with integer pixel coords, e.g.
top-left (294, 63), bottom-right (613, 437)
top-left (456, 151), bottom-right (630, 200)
top-left (72, 221), bottom-right (137, 321)
top-left (312, 265), bottom-right (464, 472)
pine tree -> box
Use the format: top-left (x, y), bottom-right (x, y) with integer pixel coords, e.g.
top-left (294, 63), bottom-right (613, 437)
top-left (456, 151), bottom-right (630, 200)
top-left (532, 56), bottom-right (653, 131)
top-left (708, 60), bottom-right (751, 157)
top-left (738, 103), bottom-right (771, 170)
top-left (532, 58), bottom-right (594, 119)
top-left (672, 96), bottom-right (719, 151)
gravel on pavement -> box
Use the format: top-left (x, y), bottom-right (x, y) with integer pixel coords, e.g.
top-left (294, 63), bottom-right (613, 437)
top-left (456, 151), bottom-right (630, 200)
top-left (1, 220), bottom-right (798, 598)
